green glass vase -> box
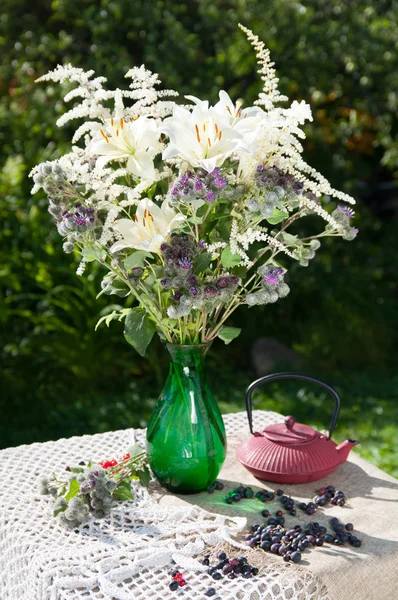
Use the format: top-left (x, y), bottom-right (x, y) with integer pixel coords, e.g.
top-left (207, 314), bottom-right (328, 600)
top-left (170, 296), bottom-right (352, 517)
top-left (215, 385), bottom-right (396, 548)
top-left (146, 343), bottom-right (227, 493)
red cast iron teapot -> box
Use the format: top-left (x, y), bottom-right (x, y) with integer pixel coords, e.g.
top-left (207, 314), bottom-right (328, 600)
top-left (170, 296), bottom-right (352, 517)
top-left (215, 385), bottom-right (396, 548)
top-left (236, 372), bottom-right (358, 484)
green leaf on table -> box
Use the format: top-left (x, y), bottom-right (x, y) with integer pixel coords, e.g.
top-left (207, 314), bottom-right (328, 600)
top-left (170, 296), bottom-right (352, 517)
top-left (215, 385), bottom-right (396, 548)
top-left (53, 503), bottom-right (68, 517)
top-left (124, 250), bottom-right (153, 270)
top-left (65, 478), bottom-right (80, 501)
top-left (138, 466), bottom-right (150, 487)
top-left (69, 467), bottom-right (85, 474)
top-left (221, 246), bottom-right (241, 268)
top-left (124, 308), bottom-right (156, 356)
top-left (113, 480), bottom-right (134, 501)
top-left (194, 252), bottom-right (212, 274)
top-left (266, 208), bottom-right (289, 225)
top-left (217, 325), bottom-right (241, 345)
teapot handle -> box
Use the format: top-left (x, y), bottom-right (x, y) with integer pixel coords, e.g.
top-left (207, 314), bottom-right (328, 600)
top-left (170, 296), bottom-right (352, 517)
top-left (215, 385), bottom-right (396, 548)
top-left (245, 372), bottom-right (341, 440)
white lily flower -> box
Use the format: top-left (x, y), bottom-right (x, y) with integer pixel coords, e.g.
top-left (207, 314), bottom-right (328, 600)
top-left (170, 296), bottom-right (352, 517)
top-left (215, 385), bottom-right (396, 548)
top-left (110, 198), bottom-right (184, 254)
top-left (161, 99), bottom-right (252, 173)
top-left (212, 90), bottom-right (265, 144)
top-left (89, 116), bottom-right (161, 181)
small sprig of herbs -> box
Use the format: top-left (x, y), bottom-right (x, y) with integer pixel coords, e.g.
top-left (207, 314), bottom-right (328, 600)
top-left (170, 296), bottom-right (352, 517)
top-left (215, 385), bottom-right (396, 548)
top-left (39, 444), bottom-right (149, 527)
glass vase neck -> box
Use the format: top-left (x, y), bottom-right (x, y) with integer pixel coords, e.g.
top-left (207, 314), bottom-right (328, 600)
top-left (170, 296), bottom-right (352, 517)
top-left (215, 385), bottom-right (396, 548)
top-left (166, 343), bottom-right (212, 367)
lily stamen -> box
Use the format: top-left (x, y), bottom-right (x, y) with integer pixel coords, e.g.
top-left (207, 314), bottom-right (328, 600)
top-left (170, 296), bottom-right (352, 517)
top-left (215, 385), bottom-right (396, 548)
top-left (100, 129), bottom-right (109, 143)
top-left (195, 124), bottom-right (201, 143)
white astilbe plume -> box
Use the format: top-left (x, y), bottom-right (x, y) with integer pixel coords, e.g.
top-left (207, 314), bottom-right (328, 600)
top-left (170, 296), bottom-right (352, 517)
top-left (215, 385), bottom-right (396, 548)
top-left (238, 26), bottom-right (355, 207)
top-left (238, 24), bottom-right (288, 110)
top-left (299, 197), bottom-right (341, 230)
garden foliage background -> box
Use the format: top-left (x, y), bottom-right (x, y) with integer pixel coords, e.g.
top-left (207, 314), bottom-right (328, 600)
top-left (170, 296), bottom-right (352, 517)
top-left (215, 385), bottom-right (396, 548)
top-left (1, 0), bottom-right (397, 476)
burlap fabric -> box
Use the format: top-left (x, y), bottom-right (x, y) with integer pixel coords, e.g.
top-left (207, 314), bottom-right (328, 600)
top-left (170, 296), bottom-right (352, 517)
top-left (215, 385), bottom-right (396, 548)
top-left (158, 411), bottom-right (398, 600)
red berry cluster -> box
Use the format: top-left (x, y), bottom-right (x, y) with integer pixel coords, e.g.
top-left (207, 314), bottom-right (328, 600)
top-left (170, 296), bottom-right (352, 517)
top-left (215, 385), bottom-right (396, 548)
top-left (99, 453), bottom-right (131, 470)
top-left (169, 570), bottom-right (187, 591)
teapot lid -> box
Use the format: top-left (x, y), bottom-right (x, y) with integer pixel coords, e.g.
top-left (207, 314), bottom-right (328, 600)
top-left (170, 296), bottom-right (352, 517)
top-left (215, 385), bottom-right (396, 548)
top-left (263, 415), bottom-right (317, 444)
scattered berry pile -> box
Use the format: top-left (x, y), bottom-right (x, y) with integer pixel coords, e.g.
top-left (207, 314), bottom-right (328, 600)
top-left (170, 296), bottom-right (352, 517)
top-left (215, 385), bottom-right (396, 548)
top-left (169, 570), bottom-right (187, 590)
top-left (326, 517), bottom-right (362, 547)
top-left (298, 485), bottom-right (347, 513)
top-left (218, 482), bottom-right (348, 519)
top-left (207, 480), bottom-right (225, 494)
top-left (201, 551), bottom-right (258, 579)
top-left (245, 517), bottom-right (362, 562)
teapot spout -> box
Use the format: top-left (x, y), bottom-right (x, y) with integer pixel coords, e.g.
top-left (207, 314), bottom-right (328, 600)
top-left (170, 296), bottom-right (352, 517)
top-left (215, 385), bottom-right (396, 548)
top-left (336, 439), bottom-right (358, 462)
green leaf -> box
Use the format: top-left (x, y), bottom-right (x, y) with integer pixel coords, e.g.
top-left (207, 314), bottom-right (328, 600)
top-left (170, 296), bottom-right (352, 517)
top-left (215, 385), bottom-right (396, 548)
top-left (188, 215), bottom-right (203, 225)
top-left (221, 246), bottom-right (241, 268)
top-left (65, 478), bottom-right (80, 501)
top-left (95, 308), bottom-right (130, 331)
top-left (81, 247), bottom-right (106, 262)
top-left (266, 208), bottom-right (289, 225)
top-left (280, 232), bottom-right (298, 244)
top-left (113, 480), bottom-right (134, 501)
top-left (217, 325), bottom-right (241, 345)
top-left (146, 183), bottom-right (157, 200)
top-left (100, 273), bottom-right (130, 297)
top-left (138, 466), bottom-right (150, 487)
top-left (124, 308), bottom-right (156, 356)
top-left (124, 250), bottom-right (153, 270)
top-left (53, 503), bottom-right (67, 517)
top-left (69, 467), bottom-right (85, 474)
top-left (194, 252), bottom-right (212, 274)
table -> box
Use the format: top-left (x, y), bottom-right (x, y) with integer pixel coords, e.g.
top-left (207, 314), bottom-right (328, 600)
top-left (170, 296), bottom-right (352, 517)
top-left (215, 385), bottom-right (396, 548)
top-left (0, 411), bottom-right (397, 600)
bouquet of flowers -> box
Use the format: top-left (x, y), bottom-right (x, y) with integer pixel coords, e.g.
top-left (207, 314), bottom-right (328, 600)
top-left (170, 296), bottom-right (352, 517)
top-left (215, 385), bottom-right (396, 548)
top-left (31, 25), bottom-right (357, 354)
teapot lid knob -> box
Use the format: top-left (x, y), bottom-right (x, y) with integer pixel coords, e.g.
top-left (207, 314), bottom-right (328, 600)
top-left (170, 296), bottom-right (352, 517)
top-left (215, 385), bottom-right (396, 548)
top-left (284, 415), bottom-right (296, 431)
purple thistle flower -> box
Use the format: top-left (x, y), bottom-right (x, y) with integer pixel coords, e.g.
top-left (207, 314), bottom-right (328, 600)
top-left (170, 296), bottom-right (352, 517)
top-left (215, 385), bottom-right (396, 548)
top-left (354, 227), bottom-right (359, 234)
top-left (210, 168), bottom-right (221, 177)
top-left (75, 216), bottom-right (88, 227)
top-left (230, 276), bottom-right (239, 285)
top-left (177, 257), bottom-right (192, 270)
top-left (214, 176), bottom-right (227, 189)
top-left (171, 187), bottom-right (179, 196)
top-left (205, 190), bottom-right (217, 203)
top-left (293, 181), bottom-right (304, 194)
top-left (172, 291), bottom-right (182, 301)
top-left (198, 239), bottom-right (206, 249)
top-left (160, 278), bottom-right (170, 287)
top-left (160, 243), bottom-right (169, 252)
top-left (216, 276), bottom-right (231, 289)
top-left (194, 178), bottom-right (204, 191)
top-left (204, 285), bottom-right (217, 298)
top-left (187, 275), bottom-right (198, 285)
top-left (179, 172), bottom-right (192, 186)
top-left (264, 273), bottom-right (280, 286)
top-left (189, 287), bottom-right (200, 296)
top-left (256, 164), bottom-right (266, 172)
top-left (337, 204), bottom-right (355, 219)
top-left (86, 207), bottom-right (95, 215)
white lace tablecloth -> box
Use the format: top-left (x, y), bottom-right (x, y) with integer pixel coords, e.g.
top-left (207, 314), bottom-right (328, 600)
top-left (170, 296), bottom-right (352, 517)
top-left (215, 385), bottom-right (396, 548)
top-left (1, 411), bottom-right (397, 600)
